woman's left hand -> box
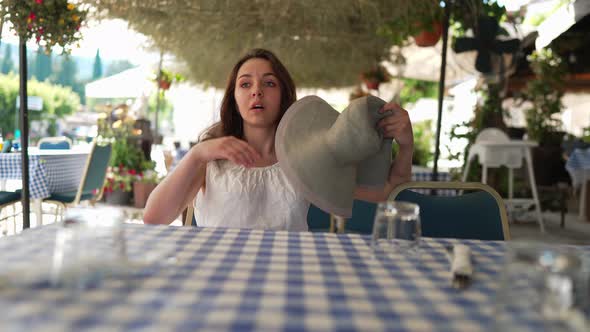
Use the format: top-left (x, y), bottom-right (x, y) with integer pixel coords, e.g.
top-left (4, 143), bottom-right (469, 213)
top-left (377, 102), bottom-right (414, 148)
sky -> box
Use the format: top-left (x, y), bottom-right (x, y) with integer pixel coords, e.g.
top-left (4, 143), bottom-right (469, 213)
top-left (1, 18), bottom-right (159, 65)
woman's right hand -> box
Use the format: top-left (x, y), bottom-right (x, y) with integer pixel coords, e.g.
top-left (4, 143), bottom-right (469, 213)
top-left (194, 136), bottom-right (262, 167)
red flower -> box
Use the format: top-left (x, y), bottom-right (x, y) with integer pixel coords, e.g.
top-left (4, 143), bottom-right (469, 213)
top-left (119, 183), bottom-right (125, 189)
top-left (28, 12), bottom-right (36, 21)
top-left (129, 169), bottom-right (137, 175)
top-left (35, 0), bottom-right (43, 4)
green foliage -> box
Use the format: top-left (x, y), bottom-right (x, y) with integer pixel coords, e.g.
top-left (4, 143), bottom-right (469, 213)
top-left (399, 79), bottom-right (438, 105)
top-left (412, 120), bottom-right (434, 166)
top-left (0, 73), bottom-right (80, 136)
top-left (57, 55), bottom-right (77, 87)
top-left (523, 49), bottom-right (566, 144)
top-left (450, 0), bottom-right (507, 39)
top-left (34, 46), bottom-right (52, 81)
top-left (0, 0), bottom-right (88, 54)
top-left (1, 45), bottom-right (15, 74)
top-left (147, 92), bottom-right (174, 123)
top-left (391, 120), bottom-right (433, 167)
top-left (378, 0), bottom-right (443, 47)
top-left (92, 49), bottom-right (103, 80)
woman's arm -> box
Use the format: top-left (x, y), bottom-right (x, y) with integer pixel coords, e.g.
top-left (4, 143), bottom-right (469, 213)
top-left (143, 147), bottom-right (207, 224)
top-left (143, 136), bottom-right (262, 224)
top-left (355, 102), bottom-right (414, 202)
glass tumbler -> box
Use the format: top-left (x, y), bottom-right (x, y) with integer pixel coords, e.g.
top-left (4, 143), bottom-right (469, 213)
top-left (371, 201), bottom-right (421, 255)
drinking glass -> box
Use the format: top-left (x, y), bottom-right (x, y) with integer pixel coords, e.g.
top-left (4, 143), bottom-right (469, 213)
top-left (371, 201), bottom-right (421, 255)
top-left (494, 243), bottom-right (590, 332)
top-left (50, 206), bottom-right (128, 290)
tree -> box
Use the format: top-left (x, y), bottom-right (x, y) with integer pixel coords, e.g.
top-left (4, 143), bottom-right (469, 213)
top-left (57, 55), bottom-right (77, 87)
top-left (105, 59), bottom-right (134, 77)
top-left (34, 46), bottom-right (52, 82)
top-left (0, 45), bottom-right (15, 74)
top-left (92, 49), bottom-right (103, 80)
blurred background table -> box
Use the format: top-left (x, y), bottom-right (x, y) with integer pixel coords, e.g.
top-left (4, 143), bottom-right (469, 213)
top-left (0, 147), bottom-right (89, 225)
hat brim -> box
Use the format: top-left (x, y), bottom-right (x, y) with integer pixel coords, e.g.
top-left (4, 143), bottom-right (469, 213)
top-left (276, 96), bottom-right (355, 217)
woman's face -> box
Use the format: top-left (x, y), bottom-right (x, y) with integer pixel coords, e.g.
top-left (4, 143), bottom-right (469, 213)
top-left (234, 58), bottom-right (282, 131)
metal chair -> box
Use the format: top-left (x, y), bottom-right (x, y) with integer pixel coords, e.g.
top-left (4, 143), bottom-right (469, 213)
top-left (38, 136), bottom-right (73, 150)
top-left (43, 140), bottom-right (112, 220)
top-left (390, 181), bottom-right (510, 240)
top-left (0, 191), bottom-right (21, 235)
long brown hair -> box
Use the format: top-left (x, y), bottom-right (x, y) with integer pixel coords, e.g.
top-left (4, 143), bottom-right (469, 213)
top-left (201, 49), bottom-right (296, 141)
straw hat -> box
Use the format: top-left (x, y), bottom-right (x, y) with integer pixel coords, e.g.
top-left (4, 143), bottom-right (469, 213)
top-left (276, 95), bottom-right (392, 217)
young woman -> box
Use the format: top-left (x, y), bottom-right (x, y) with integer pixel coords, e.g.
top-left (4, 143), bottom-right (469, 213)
top-left (143, 49), bottom-right (413, 229)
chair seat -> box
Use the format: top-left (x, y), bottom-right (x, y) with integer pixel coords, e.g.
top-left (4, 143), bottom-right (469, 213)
top-left (0, 191), bottom-right (20, 205)
top-left (46, 191), bottom-right (95, 204)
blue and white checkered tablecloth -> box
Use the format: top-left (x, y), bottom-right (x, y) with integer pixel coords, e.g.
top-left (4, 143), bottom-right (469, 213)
top-left (566, 148), bottom-right (590, 188)
top-left (0, 151), bottom-right (88, 199)
top-left (3, 224), bottom-right (586, 331)
top-left (412, 170), bottom-right (455, 196)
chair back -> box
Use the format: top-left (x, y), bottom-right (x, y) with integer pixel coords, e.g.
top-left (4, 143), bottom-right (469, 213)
top-left (307, 204), bottom-right (333, 232)
top-left (73, 141), bottom-right (112, 205)
top-left (390, 181), bottom-right (510, 240)
top-left (339, 200), bottom-right (377, 234)
top-left (38, 136), bottom-right (72, 150)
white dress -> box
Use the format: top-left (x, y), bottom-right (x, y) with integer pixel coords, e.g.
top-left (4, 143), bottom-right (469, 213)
top-left (194, 160), bottom-right (310, 231)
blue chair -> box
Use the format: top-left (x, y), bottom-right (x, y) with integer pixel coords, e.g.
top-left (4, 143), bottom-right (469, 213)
top-left (44, 141), bottom-right (112, 219)
top-left (0, 191), bottom-right (21, 235)
top-left (389, 181), bottom-right (510, 240)
top-left (307, 204), bottom-right (335, 232)
top-left (328, 200), bottom-right (377, 235)
top-left (38, 137), bottom-right (72, 150)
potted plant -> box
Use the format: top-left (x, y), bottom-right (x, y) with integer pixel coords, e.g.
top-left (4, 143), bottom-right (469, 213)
top-left (377, 0), bottom-right (443, 48)
top-left (132, 161), bottom-right (159, 208)
top-left (360, 65), bottom-right (390, 90)
top-left (522, 48), bottom-right (568, 186)
top-left (103, 166), bottom-right (135, 205)
top-left (155, 69), bottom-right (184, 91)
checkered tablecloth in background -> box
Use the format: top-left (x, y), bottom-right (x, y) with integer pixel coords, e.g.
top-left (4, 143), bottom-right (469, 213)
top-left (411, 170), bottom-right (456, 196)
top-left (566, 148), bottom-right (590, 188)
top-left (3, 224), bottom-right (585, 331)
top-left (0, 151), bottom-right (88, 198)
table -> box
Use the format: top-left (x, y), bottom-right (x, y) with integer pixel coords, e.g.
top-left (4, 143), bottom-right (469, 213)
top-left (411, 166), bottom-right (454, 196)
top-left (3, 224), bottom-right (585, 331)
top-left (462, 140), bottom-right (544, 232)
top-left (0, 147), bottom-right (89, 225)
top-left (565, 148), bottom-right (590, 221)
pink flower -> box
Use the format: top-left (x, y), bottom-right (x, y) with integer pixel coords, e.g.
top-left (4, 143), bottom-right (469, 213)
top-left (35, 0), bottom-right (43, 4)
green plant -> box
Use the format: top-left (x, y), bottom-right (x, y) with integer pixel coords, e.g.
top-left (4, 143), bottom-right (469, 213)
top-left (391, 120), bottom-right (433, 167)
top-left (155, 69), bottom-right (185, 90)
top-left (0, 73), bottom-right (80, 136)
top-left (378, 0), bottom-right (443, 47)
top-left (522, 48), bottom-right (566, 144)
top-left (1, 0), bottom-right (88, 54)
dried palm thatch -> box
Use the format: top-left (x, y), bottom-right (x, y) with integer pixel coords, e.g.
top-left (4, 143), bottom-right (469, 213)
top-left (86, 0), bottom-right (420, 88)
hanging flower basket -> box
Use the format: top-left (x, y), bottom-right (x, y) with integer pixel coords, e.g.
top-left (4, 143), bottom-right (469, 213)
top-left (360, 64), bottom-right (390, 91)
top-left (1, 0), bottom-right (88, 54)
top-left (158, 79), bottom-right (172, 90)
top-left (363, 79), bottom-right (381, 90)
top-left (413, 22), bottom-right (443, 47)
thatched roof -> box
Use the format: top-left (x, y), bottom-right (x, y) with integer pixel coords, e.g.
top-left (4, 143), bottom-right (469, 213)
top-left (87, 0), bottom-right (428, 88)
